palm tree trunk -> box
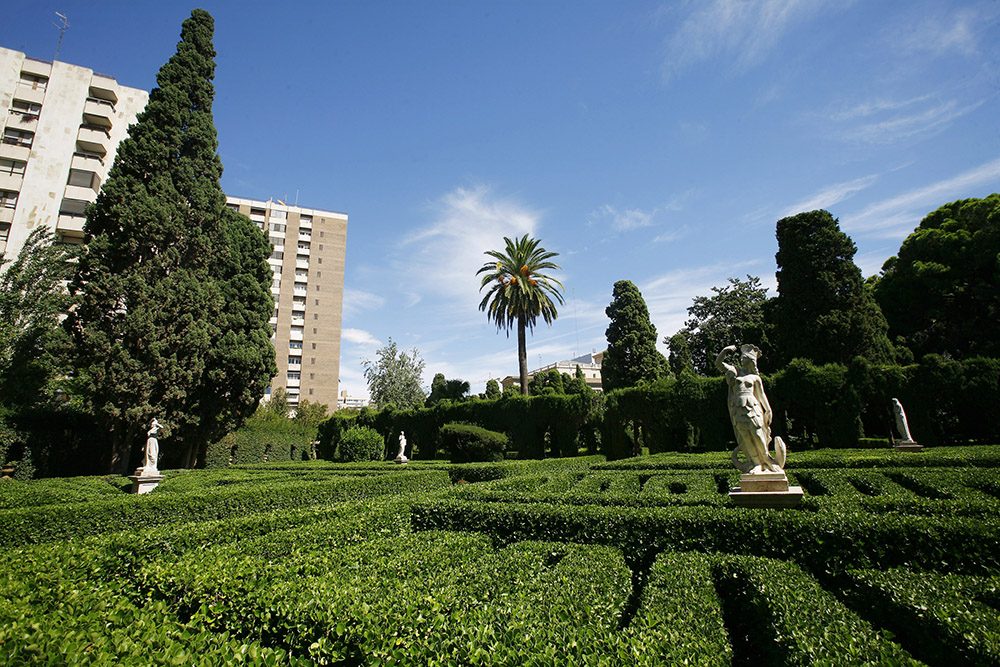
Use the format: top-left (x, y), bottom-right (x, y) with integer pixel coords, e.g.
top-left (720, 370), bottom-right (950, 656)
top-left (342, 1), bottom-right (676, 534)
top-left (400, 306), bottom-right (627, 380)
top-left (518, 314), bottom-right (529, 395)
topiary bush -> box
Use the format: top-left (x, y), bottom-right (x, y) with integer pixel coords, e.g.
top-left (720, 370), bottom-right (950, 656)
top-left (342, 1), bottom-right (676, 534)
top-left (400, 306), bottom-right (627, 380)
top-left (337, 426), bottom-right (385, 462)
top-left (440, 423), bottom-right (507, 463)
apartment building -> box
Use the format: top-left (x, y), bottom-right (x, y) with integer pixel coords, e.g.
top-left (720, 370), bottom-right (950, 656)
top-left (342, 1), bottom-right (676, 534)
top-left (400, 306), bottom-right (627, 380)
top-left (226, 196), bottom-right (347, 410)
top-left (0, 47), bottom-right (148, 257)
top-left (1, 47), bottom-right (348, 411)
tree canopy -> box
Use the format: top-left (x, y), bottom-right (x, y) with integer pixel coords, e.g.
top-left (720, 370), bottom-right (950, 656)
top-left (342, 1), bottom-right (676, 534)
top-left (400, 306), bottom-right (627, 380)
top-left (477, 234), bottom-right (563, 396)
top-left (771, 210), bottom-right (892, 368)
top-left (670, 275), bottom-right (769, 376)
top-left (362, 338), bottom-right (426, 410)
top-left (66, 9), bottom-right (275, 473)
top-left (602, 280), bottom-right (667, 392)
top-left (426, 373), bottom-right (470, 406)
top-left (873, 193), bottom-right (1000, 360)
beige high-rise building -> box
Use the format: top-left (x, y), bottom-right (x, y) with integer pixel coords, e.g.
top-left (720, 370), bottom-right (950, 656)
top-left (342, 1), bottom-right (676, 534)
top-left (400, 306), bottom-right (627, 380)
top-left (226, 197), bottom-right (347, 410)
top-left (1, 47), bottom-right (348, 410)
top-left (0, 47), bottom-right (148, 256)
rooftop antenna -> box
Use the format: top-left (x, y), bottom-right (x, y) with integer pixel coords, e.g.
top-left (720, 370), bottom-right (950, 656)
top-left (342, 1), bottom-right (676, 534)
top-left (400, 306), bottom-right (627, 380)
top-left (294, 189), bottom-right (299, 206)
top-left (53, 12), bottom-right (70, 61)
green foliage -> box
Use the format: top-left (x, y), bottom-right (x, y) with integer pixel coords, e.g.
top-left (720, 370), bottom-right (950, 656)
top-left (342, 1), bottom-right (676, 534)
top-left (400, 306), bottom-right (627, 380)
top-left (874, 193), bottom-right (1000, 359)
top-left (66, 10), bottom-right (275, 473)
top-left (671, 275), bottom-right (769, 376)
top-left (771, 210), bottom-right (893, 368)
top-left (362, 338), bottom-right (426, 410)
top-left (477, 234), bottom-right (564, 395)
top-left (425, 373), bottom-right (470, 406)
top-left (485, 378), bottom-right (501, 399)
top-left (337, 426), bottom-right (384, 462)
top-left (602, 280), bottom-right (667, 392)
top-left (440, 422), bottom-right (508, 462)
top-left (667, 332), bottom-right (695, 377)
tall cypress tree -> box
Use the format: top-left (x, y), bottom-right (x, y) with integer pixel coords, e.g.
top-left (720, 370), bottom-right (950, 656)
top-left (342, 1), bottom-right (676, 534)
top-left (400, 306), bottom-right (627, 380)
top-left (602, 280), bottom-right (667, 392)
top-left (67, 10), bottom-right (275, 473)
top-left (771, 210), bottom-right (892, 368)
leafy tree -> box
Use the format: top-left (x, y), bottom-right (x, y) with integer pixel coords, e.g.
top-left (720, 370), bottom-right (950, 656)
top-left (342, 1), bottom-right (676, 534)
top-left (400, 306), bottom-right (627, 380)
top-left (362, 338), bottom-right (426, 410)
top-left (485, 378), bottom-right (501, 400)
top-left (66, 10), bottom-right (275, 473)
top-left (669, 276), bottom-right (769, 376)
top-left (602, 280), bottom-right (667, 392)
top-left (666, 332), bottom-right (695, 377)
top-left (0, 227), bottom-right (78, 406)
top-left (426, 373), bottom-right (471, 406)
top-left (477, 235), bottom-right (564, 396)
top-left (771, 210), bottom-right (893, 368)
top-left (258, 387), bottom-right (291, 420)
top-left (873, 194), bottom-right (1000, 359)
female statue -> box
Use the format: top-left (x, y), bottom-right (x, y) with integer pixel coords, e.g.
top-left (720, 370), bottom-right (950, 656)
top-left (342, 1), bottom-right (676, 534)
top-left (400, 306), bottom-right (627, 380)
top-left (144, 418), bottom-right (162, 474)
top-left (715, 344), bottom-right (784, 473)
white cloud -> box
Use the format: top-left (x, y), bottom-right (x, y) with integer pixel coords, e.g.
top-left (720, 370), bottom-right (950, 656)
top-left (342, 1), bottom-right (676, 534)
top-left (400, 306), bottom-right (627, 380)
top-left (841, 156), bottom-right (1000, 237)
top-left (661, 0), bottom-right (843, 80)
top-left (341, 288), bottom-right (386, 318)
top-left (843, 99), bottom-right (984, 145)
top-left (341, 328), bottom-right (381, 346)
top-left (780, 174), bottom-right (879, 218)
top-left (397, 185), bottom-right (539, 309)
top-left (591, 204), bottom-right (655, 231)
top-left (891, 7), bottom-right (984, 58)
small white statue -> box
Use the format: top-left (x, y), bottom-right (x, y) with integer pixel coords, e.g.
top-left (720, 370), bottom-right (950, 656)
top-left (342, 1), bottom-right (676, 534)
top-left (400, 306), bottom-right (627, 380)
top-left (394, 431), bottom-right (409, 464)
top-left (716, 344), bottom-right (786, 474)
top-left (143, 418), bottom-right (162, 474)
top-left (892, 398), bottom-right (915, 443)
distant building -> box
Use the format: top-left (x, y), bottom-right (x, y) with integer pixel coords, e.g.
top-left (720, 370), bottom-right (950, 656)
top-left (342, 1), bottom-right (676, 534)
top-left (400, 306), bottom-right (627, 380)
top-left (226, 196), bottom-right (347, 411)
top-left (0, 47), bottom-right (148, 256)
top-left (501, 351), bottom-right (604, 393)
top-left (336, 390), bottom-right (369, 410)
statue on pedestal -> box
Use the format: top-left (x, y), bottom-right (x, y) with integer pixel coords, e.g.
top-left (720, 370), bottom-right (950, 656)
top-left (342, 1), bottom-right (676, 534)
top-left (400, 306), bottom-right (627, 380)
top-left (891, 398), bottom-right (915, 443)
top-left (716, 344), bottom-right (786, 474)
top-left (394, 431), bottom-right (409, 464)
top-left (143, 418), bottom-right (162, 475)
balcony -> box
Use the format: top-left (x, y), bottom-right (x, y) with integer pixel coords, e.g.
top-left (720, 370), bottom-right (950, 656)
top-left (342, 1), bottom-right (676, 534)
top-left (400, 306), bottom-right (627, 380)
top-left (82, 98), bottom-right (114, 128)
top-left (10, 111), bottom-right (38, 132)
top-left (57, 213), bottom-right (86, 234)
top-left (289, 327), bottom-right (304, 342)
top-left (14, 86), bottom-right (45, 106)
top-left (0, 208), bottom-right (14, 225)
top-left (64, 183), bottom-right (99, 203)
top-left (76, 126), bottom-right (109, 156)
top-left (89, 77), bottom-right (119, 105)
top-left (296, 245), bottom-right (310, 257)
top-left (295, 259), bottom-right (309, 270)
top-left (72, 152), bottom-right (104, 172)
top-left (291, 299), bottom-right (306, 312)
top-left (0, 143), bottom-right (30, 162)
top-left (21, 58), bottom-right (51, 78)
top-left (0, 172), bottom-right (23, 192)
top-left (294, 271), bottom-right (308, 283)
top-left (285, 376), bottom-right (301, 388)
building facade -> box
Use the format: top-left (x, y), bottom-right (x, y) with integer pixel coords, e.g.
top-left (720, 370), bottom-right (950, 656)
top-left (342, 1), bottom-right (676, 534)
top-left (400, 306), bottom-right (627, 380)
top-left (0, 48), bottom-right (148, 256)
top-left (1, 47), bottom-right (348, 412)
top-left (501, 351), bottom-right (604, 393)
top-left (226, 197), bottom-right (347, 411)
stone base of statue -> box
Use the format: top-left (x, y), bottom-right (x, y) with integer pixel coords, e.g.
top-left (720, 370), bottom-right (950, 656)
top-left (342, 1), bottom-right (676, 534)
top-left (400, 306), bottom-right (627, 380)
top-left (129, 468), bottom-right (164, 494)
top-left (729, 472), bottom-right (802, 508)
top-left (893, 439), bottom-right (923, 452)
top-left (393, 455), bottom-right (409, 465)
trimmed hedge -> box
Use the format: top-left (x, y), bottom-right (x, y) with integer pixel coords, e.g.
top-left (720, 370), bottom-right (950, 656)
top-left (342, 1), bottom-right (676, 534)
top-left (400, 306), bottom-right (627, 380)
top-left (440, 422), bottom-right (508, 462)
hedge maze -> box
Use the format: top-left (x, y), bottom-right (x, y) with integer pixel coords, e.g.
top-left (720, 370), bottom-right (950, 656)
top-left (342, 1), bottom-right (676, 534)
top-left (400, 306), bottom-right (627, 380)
top-left (2, 447), bottom-right (999, 665)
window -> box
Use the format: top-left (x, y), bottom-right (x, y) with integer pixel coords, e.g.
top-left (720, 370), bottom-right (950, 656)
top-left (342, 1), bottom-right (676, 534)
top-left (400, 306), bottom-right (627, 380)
top-left (288, 356), bottom-right (301, 366)
top-left (313, 313), bottom-right (318, 320)
top-left (0, 159), bottom-right (26, 176)
top-left (297, 243), bottom-right (310, 251)
top-left (309, 373), bottom-right (315, 380)
top-left (317, 258), bottom-right (322, 264)
top-left (269, 236), bottom-right (283, 247)
top-left (320, 231), bottom-right (325, 238)
top-left (289, 341), bottom-right (303, 349)
top-left (270, 223), bottom-right (286, 233)
top-left (270, 209), bottom-right (286, 219)
top-left (319, 244), bottom-right (324, 251)
top-left (67, 169), bottom-right (98, 188)
top-left (250, 207), bottom-right (265, 217)
top-left (315, 285), bottom-right (320, 291)
top-left (1, 190), bottom-right (19, 209)
top-left (300, 215), bottom-right (312, 224)
top-left (79, 123), bottom-right (110, 137)
top-left (314, 299), bottom-right (319, 306)
top-left (271, 250), bottom-right (283, 260)
top-left (3, 128), bottom-right (34, 148)
top-left (286, 371), bottom-right (300, 380)
top-left (310, 358), bottom-right (315, 365)
top-left (10, 99), bottom-right (41, 120)
top-left (309, 389), bottom-right (314, 395)
top-left (311, 343), bottom-right (316, 350)
top-left (19, 72), bottom-right (48, 90)
top-left (0, 223), bottom-right (10, 242)
top-left (316, 271), bottom-right (321, 278)
top-left (225, 203), bottom-right (239, 212)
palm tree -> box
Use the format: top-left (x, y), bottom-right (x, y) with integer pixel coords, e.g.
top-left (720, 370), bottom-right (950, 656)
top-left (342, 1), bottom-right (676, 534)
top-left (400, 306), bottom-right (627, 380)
top-left (477, 235), bottom-right (564, 396)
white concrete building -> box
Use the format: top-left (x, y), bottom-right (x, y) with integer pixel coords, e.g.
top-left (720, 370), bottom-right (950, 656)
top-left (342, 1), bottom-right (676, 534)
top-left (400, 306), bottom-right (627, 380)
top-left (501, 351), bottom-right (604, 393)
top-left (0, 48), bottom-right (148, 256)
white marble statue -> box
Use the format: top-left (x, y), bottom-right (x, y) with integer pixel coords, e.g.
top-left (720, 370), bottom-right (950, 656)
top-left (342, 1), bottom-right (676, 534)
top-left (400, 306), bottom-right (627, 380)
top-left (892, 398), bottom-right (915, 443)
top-left (143, 418), bottom-right (162, 474)
top-left (716, 344), bottom-right (786, 474)
top-left (394, 431), bottom-right (409, 463)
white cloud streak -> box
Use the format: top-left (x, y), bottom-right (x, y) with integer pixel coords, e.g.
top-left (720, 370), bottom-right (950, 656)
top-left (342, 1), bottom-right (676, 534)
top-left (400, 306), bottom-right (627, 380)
top-left (780, 174), bottom-right (879, 218)
top-left (341, 328), bottom-right (381, 346)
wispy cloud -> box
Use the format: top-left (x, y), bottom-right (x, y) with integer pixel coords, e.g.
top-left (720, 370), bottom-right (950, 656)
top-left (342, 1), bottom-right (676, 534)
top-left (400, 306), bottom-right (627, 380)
top-left (780, 174), bottom-right (879, 218)
top-left (591, 204), bottom-right (656, 231)
top-left (341, 328), bottom-right (381, 346)
top-left (890, 7), bottom-right (986, 58)
top-left (842, 156), bottom-right (1000, 238)
top-left (398, 185), bottom-right (539, 309)
top-left (661, 0), bottom-right (842, 80)
top-left (341, 288), bottom-right (386, 318)
top-left (843, 99), bottom-right (984, 145)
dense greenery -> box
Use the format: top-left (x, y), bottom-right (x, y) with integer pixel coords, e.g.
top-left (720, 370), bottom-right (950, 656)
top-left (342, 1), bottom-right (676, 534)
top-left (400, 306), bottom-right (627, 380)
top-left (362, 338), bottom-right (427, 410)
top-left (66, 10), bottom-right (275, 473)
top-left (336, 426), bottom-right (385, 462)
top-left (477, 235), bottom-right (564, 395)
top-left (602, 280), bottom-right (667, 392)
top-left (874, 193), bottom-right (1000, 360)
top-left (440, 422), bottom-right (508, 462)
top-left (4, 447), bottom-right (1000, 663)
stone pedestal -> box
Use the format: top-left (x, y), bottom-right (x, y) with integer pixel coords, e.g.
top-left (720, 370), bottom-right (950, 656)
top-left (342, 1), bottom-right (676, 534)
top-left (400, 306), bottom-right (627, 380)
top-left (392, 455), bottom-right (409, 465)
top-left (129, 469), bottom-right (164, 494)
top-left (729, 471), bottom-right (803, 508)
top-left (893, 440), bottom-right (923, 452)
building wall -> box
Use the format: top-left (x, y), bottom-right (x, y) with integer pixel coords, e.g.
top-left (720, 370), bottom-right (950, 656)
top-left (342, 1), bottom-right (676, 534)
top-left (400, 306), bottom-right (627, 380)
top-left (0, 47), bottom-right (147, 256)
top-left (226, 197), bottom-right (348, 410)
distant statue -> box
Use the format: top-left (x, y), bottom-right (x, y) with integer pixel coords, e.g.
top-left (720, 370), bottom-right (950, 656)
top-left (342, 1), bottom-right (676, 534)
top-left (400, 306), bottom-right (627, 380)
top-left (716, 344), bottom-right (786, 474)
top-left (394, 431), bottom-right (409, 464)
top-left (892, 398), bottom-right (915, 443)
top-left (143, 418), bottom-right (162, 474)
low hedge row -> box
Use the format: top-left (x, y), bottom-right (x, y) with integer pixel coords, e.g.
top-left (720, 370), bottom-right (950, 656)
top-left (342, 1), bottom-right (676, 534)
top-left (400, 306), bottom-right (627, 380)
top-left (0, 474), bottom-right (131, 510)
top-left (1, 470), bottom-right (450, 546)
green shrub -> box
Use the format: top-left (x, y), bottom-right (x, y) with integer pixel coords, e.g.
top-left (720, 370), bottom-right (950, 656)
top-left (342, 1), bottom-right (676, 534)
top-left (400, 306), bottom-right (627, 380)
top-left (337, 426), bottom-right (385, 462)
top-left (440, 423), bottom-right (507, 463)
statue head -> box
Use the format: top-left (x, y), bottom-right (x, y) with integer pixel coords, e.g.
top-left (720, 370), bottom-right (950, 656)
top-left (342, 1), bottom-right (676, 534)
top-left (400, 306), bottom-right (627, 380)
top-left (739, 344), bottom-right (761, 371)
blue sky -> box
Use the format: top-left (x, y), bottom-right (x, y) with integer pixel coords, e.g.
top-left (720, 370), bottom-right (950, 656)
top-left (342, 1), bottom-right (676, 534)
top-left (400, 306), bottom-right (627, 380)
top-left (5, 1), bottom-right (1000, 400)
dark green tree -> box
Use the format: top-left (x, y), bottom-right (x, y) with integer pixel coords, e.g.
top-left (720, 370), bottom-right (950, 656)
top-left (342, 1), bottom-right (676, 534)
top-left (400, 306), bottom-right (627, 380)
top-left (771, 210), bottom-right (893, 368)
top-left (0, 227), bottom-right (78, 406)
top-left (362, 338), bottom-right (426, 410)
top-left (426, 373), bottom-right (470, 406)
top-left (873, 194), bottom-right (1000, 359)
top-left (484, 378), bottom-right (501, 400)
top-left (477, 235), bottom-right (564, 396)
top-left (666, 332), bottom-right (695, 377)
top-left (66, 10), bottom-right (275, 473)
top-left (670, 275), bottom-right (769, 375)
top-left (602, 280), bottom-right (667, 392)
